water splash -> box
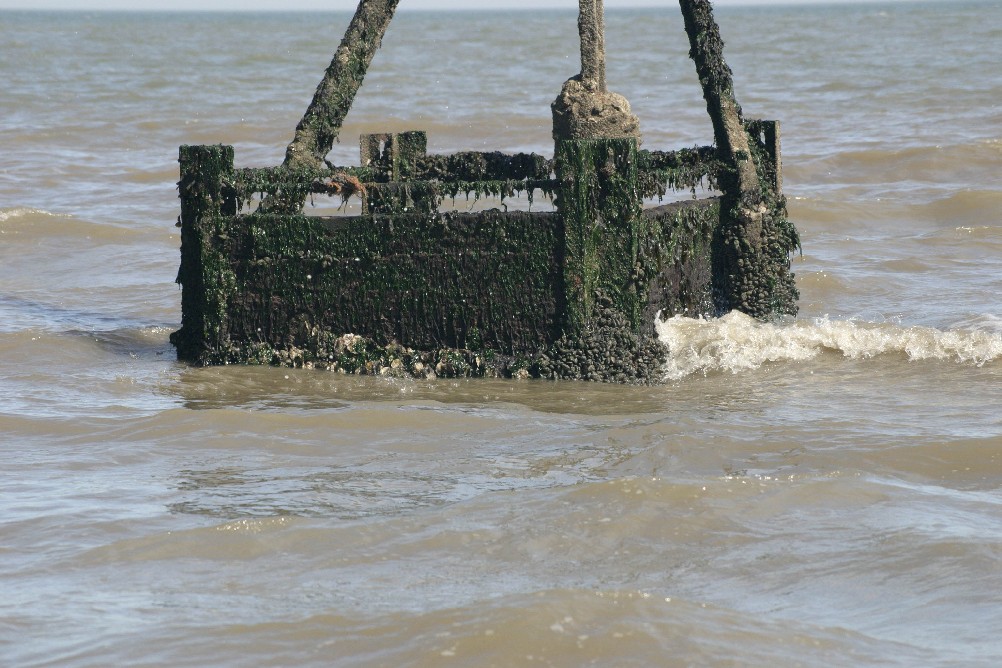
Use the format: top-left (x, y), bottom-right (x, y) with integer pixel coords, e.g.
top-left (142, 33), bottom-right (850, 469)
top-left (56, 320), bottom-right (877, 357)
top-left (0, 207), bottom-right (66, 223)
top-left (657, 311), bottom-right (1002, 380)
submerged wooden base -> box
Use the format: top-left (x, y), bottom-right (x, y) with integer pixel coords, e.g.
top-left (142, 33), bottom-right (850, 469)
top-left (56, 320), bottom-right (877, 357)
top-left (172, 135), bottom-right (797, 383)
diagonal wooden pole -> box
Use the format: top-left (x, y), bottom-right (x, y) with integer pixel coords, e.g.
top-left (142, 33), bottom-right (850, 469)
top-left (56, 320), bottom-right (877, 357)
top-left (283, 0), bottom-right (401, 172)
top-left (678, 0), bottom-right (761, 206)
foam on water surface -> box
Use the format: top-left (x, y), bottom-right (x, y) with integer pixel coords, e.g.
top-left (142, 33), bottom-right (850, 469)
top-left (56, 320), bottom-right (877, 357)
top-left (657, 311), bottom-right (1002, 380)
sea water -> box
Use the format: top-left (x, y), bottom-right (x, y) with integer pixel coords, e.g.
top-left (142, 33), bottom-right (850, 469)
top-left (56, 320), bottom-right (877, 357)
top-left (1, 3), bottom-right (1001, 665)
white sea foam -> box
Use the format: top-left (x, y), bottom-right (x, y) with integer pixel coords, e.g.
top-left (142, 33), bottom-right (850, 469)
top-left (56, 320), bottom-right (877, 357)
top-left (657, 311), bottom-right (1002, 380)
top-left (0, 207), bottom-right (66, 224)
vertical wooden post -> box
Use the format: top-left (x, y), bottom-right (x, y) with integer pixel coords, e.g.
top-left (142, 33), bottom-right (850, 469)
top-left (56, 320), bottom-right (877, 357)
top-left (556, 137), bottom-right (643, 334)
top-left (172, 144), bottom-right (235, 363)
top-left (578, 0), bottom-right (606, 91)
top-left (763, 119), bottom-right (782, 193)
top-left (553, 0), bottom-right (639, 143)
top-left (359, 130), bottom-right (429, 214)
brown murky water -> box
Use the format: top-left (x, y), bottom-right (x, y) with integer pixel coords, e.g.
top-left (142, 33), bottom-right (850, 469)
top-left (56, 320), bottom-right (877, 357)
top-left (2, 4), bottom-right (1001, 666)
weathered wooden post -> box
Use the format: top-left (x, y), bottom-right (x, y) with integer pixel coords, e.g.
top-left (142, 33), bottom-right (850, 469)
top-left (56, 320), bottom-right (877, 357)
top-left (552, 0), bottom-right (640, 143)
top-left (285, 0), bottom-right (400, 172)
top-left (172, 144), bottom-right (236, 362)
top-left (679, 0), bottom-right (797, 318)
top-left (261, 0), bottom-right (400, 213)
top-left (553, 0), bottom-right (645, 333)
top-left (679, 0), bottom-right (761, 207)
top-left (578, 0), bottom-right (606, 92)
top-left (763, 120), bottom-right (782, 193)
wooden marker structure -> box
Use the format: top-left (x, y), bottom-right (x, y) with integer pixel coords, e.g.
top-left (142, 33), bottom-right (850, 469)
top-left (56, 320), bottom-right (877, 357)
top-left (173, 0), bottom-right (798, 382)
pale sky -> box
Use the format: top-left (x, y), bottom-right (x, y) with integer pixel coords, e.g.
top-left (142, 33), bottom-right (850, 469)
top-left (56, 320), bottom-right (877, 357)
top-left (0, 0), bottom-right (895, 10)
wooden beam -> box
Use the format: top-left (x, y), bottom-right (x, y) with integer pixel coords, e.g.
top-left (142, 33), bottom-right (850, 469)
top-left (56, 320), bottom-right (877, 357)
top-left (283, 0), bottom-right (400, 172)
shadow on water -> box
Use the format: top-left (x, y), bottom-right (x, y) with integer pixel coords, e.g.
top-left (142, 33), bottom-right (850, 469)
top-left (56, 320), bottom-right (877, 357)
top-left (172, 362), bottom-right (790, 419)
top-left (65, 327), bottom-right (178, 361)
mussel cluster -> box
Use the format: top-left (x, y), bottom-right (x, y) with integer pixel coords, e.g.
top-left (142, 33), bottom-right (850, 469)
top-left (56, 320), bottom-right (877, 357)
top-left (535, 292), bottom-right (667, 384)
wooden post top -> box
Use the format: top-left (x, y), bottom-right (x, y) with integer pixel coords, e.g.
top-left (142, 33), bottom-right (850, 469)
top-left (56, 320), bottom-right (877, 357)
top-left (578, 0), bottom-right (607, 92)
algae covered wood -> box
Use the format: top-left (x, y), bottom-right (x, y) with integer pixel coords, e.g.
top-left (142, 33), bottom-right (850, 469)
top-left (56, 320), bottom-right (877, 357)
top-left (172, 144), bottom-right (236, 363)
top-left (555, 137), bottom-right (644, 334)
top-left (679, 0), bottom-right (799, 318)
top-left (283, 0), bottom-right (400, 174)
top-left (174, 141), bottom-right (566, 367)
top-left (679, 0), bottom-right (760, 204)
top-left (172, 0), bottom-right (800, 382)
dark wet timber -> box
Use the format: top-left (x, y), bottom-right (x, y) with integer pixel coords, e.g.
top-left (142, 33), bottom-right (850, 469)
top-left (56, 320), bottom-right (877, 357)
top-left (171, 0), bottom-right (799, 383)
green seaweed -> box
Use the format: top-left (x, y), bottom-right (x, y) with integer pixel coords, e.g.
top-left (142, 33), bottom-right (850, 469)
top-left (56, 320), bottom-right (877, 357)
top-left (172, 2), bottom-right (800, 381)
top-left (555, 137), bottom-right (645, 333)
top-left (709, 122), bottom-right (799, 318)
top-left (637, 146), bottom-right (724, 199)
top-left (283, 0), bottom-right (401, 174)
top-left (173, 132), bottom-right (797, 381)
top-left (639, 198), bottom-right (719, 323)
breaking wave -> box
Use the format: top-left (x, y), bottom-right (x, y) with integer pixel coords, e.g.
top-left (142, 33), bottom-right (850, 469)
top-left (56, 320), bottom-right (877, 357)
top-left (0, 207), bottom-right (66, 223)
top-left (657, 311), bottom-right (1002, 380)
